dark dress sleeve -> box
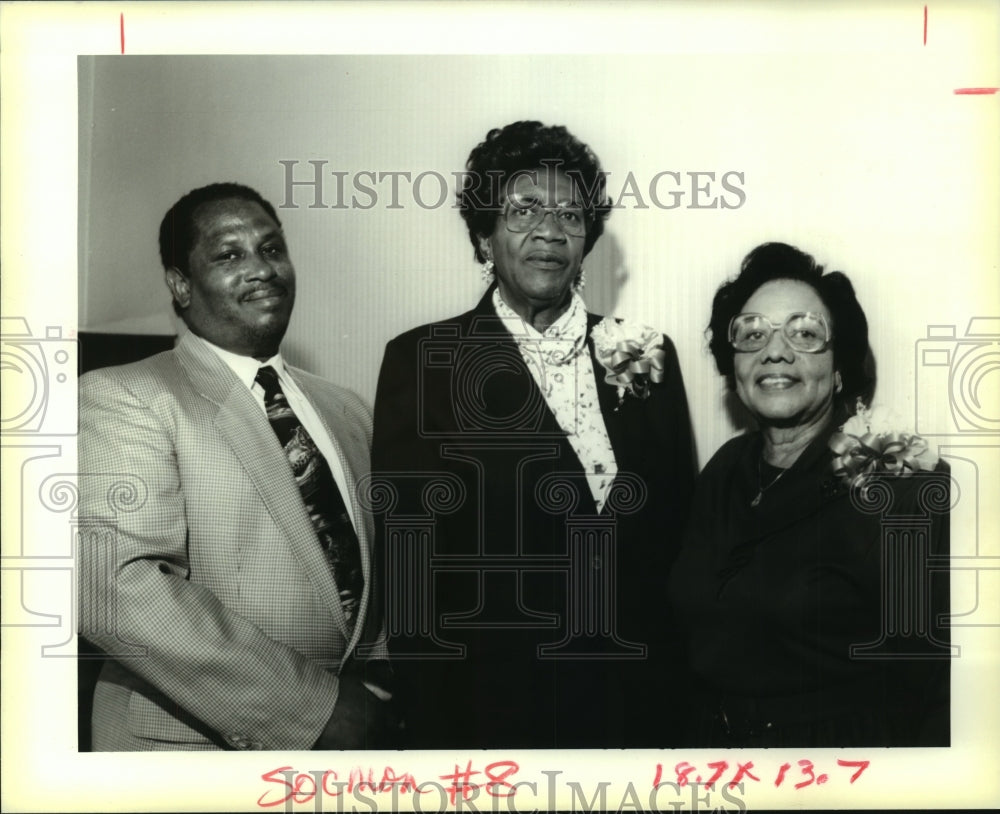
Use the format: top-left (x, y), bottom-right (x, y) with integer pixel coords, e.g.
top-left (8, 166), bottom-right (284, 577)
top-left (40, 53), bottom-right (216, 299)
top-left (890, 458), bottom-right (952, 745)
top-left (600, 331), bottom-right (697, 616)
top-left (601, 332), bottom-right (698, 744)
top-left (372, 332), bottom-right (426, 485)
top-left (649, 333), bottom-right (698, 546)
top-left (372, 327), bottom-right (484, 744)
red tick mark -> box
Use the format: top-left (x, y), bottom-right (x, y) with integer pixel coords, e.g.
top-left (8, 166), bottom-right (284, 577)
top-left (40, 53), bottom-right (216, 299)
top-left (953, 87), bottom-right (1000, 95)
top-left (923, 6), bottom-right (927, 46)
top-left (120, 13), bottom-right (125, 54)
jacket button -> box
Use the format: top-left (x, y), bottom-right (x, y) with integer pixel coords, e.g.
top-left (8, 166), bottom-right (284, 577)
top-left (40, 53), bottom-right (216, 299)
top-left (226, 733), bottom-right (258, 750)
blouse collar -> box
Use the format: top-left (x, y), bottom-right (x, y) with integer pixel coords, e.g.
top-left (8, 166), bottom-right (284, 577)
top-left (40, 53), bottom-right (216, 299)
top-left (491, 288), bottom-right (589, 365)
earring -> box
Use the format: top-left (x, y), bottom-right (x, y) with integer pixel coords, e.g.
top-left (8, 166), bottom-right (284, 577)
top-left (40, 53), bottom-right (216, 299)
top-left (481, 259), bottom-right (495, 286)
top-left (574, 267), bottom-right (586, 292)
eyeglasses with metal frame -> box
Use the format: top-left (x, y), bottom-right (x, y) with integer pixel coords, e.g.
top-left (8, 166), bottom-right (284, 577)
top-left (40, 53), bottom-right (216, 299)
top-left (728, 311), bottom-right (832, 353)
top-left (501, 197), bottom-right (588, 238)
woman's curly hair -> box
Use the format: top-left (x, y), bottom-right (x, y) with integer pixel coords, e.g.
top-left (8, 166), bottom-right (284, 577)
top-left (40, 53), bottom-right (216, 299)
top-left (458, 120), bottom-right (612, 262)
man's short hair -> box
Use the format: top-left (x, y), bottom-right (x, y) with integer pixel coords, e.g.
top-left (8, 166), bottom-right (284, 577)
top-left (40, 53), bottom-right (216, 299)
top-left (158, 182), bottom-right (282, 275)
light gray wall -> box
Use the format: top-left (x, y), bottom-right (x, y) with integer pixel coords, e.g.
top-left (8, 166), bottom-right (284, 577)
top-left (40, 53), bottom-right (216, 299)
top-left (79, 55), bottom-right (997, 466)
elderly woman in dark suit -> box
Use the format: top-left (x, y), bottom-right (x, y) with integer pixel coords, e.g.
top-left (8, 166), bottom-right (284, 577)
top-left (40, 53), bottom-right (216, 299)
top-left (669, 242), bottom-right (950, 747)
top-left (371, 120), bottom-right (696, 748)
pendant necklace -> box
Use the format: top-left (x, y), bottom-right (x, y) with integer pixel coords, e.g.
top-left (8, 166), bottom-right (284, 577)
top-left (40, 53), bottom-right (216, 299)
top-left (751, 457), bottom-right (788, 507)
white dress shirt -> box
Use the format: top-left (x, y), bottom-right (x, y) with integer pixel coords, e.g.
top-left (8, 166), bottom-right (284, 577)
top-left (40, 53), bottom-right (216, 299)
top-left (194, 333), bottom-right (358, 529)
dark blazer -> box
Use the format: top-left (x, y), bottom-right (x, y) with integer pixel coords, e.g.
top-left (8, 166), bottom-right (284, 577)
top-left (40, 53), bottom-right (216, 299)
top-left (79, 332), bottom-right (386, 751)
top-left (669, 425), bottom-right (951, 747)
top-left (371, 286), bottom-right (696, 748)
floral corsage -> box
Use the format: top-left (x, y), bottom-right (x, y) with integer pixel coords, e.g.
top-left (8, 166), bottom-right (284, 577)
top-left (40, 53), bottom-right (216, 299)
top-left (829, 399), bottom-right (939, 490)
top-left (592, 317), bottom-right (666, 408)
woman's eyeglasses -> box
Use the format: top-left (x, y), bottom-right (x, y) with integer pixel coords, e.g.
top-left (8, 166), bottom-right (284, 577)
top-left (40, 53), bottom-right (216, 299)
top-left (502, 198), bottom-right (587, 237)
top-left (729, 312), bottom-right (832, 353)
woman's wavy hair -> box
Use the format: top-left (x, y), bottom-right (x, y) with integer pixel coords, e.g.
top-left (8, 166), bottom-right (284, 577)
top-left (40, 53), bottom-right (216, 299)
top-left (458, 120), bottom-right (612, 262)
top-left (707, 242), bottom-right (875, 414)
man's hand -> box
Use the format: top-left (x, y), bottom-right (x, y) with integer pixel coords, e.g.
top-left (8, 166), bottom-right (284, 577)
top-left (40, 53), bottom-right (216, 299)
top-left (313, 673), bottom-right (399, 749)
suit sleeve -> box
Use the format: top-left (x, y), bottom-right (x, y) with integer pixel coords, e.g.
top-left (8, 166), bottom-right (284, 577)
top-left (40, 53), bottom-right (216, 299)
top-left (371, 333), bottom-right (442, 500)
top-left (905, 461), bottom-right (952, 745)
top-left (79, 369), bottom-right (339, 750)
top-left (650, 334), bottom-right (698, 550)
top-left (370, 333), bottom-right (450, 723)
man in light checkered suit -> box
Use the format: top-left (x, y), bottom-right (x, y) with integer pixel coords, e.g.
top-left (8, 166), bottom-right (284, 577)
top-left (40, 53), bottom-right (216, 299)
top-left (79, 182), bottom-right (392, 751)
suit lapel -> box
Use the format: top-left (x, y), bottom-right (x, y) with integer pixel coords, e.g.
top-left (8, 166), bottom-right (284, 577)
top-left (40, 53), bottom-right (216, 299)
top-left (463, 289), bottom-right (568, 439)
top-left (174, 334), bottom-right (351, 637)
top-left (286, 368), bottom-right (372, 650)
top-left (464, 294), bottom-right (638, 510)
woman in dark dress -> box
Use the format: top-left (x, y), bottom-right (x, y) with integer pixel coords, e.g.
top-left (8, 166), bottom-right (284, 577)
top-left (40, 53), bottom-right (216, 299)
top-left (669, 242), bottom-right (951, 747)
top-left (370, 121), bottom-right (697, 748)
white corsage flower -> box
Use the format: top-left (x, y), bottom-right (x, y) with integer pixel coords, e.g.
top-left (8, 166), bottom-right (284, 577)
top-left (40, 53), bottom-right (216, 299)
top-left (830, 398), bottom-right (939, 489)
top-left (591, 317), bottom-right (665, 407)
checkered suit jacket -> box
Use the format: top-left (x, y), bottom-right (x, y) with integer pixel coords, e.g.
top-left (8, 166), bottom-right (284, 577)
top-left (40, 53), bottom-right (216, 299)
top-left (79, 331), bottom-right (385, 751)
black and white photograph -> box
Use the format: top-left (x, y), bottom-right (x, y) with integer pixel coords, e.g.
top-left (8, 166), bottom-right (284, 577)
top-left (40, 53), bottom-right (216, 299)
top-left (2, 1), bottom-right (998, 811)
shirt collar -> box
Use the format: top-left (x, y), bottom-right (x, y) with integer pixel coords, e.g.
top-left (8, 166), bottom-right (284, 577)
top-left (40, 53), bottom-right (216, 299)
top-left (189, 332), bottom-right (287, 391)
top-left (491, 288), bottom-right (588, 341)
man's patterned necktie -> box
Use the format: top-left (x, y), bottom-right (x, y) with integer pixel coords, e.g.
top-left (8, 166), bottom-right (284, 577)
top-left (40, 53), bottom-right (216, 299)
top-left (255, 365), bottom-right (363, 626)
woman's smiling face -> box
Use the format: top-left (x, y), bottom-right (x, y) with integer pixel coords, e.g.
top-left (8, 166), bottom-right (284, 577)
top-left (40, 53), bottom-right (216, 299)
top-left (733, 278), bottom-right (841, 429)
